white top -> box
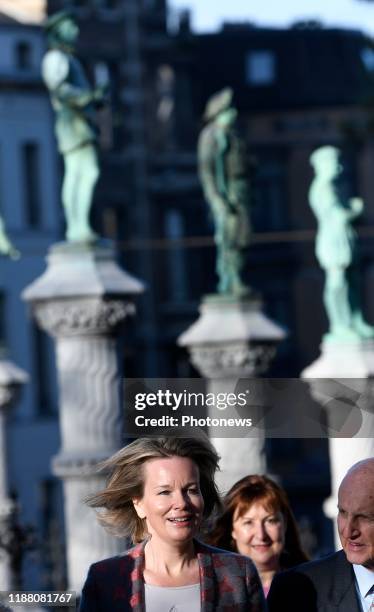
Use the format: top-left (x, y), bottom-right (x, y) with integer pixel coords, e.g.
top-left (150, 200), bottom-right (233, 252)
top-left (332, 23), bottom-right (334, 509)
top-left (353, 564), bottom-right (374, 612)
top-left (144, 582), bottom-right (201, 612)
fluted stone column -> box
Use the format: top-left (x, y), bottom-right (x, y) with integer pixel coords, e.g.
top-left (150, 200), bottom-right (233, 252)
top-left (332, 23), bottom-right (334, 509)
top-left (302, 340), bottom-right (374, 546)
top-left (22, 242), bottom-right (144, 594)
top-left (178, 296), bottom-right (286, 494)
top-left (0, 359), bottom-right (28, 590)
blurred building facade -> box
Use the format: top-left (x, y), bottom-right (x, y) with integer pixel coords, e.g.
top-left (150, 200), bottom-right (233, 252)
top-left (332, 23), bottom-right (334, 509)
top-left (0, 13), bottom-right (65, 589)
top-left (2, 0), bottom-right (374, 588)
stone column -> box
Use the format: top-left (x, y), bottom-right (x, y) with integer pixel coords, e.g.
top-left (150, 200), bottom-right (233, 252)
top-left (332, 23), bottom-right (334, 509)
top-left (178, 296), bottom-right (286, 494)
top-left (22, 243), bottom-right (144, 594)
top-left (302, 340), bottom-right (374, 546)
top-left (0, 359), bottom-right (28, 590)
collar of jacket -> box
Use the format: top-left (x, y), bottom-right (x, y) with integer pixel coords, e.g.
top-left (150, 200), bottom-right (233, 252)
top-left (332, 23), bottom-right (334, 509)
top-left (328, 551), bottom-right (360, 609)
top-left (127, 538), bottom-right (216, 612)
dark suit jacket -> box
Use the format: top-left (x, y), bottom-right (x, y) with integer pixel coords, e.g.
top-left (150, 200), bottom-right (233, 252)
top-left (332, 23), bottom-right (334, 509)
top-left (79, 539), bottom-right (266, 611)
top-left (267, 549), bottom-right (361, 612)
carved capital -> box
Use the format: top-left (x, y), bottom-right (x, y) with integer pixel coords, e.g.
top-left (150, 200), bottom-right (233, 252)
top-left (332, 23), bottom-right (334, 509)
top-left (0, 387), bottom-right (14, 410)
top-left (0, 361), bottom-right (27, 412)
top-left (52, 452), bottom-right (115, 478)
top-left (0, 498), bottom-right (15, 520)
top-left (32, 298), bottom-right (135, 337)
top-left (189, 342), bottom-right (276, 378)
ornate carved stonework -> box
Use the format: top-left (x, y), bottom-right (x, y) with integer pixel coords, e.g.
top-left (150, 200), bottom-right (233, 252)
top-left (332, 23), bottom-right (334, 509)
top-left (0, 361), bottom-right (28, 411)
top-left (32, 298), bottom-right (135, 337)
top-left (0, 387), bottom-right (14, 409)
top-left (189, 342), bottom-right (276, 378)
top-left (0, 498), bottom-right (15, 520)
top-left (52, 452), bottom-right (115, 479)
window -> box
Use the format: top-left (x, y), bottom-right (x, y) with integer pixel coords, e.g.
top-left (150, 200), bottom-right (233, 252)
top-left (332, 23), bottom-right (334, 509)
top-left (22, 142), bottom-right (41, 228)
top-left (252, 153), bottom-right (288, 232)
top-left (93, 0), bottom-right (118, 8)
top-left (246, 51), bottom-right (276, 86)
top-left (156, 65), bottom-right (175, 123)
top-left (94, 61), bottom-right (110, 88)
top-left (164, 209), bottom-right (187, 301)
top-left (94, 62), bottom-right (113, 149)
top-left (361, 47), bottom-right (374, 72)
top-left (38, 478), bottom-right (66, 590)
top-left (33, 326), bottom-right (57, 416)
top-left (102, 207), bottom-right (118, 239)
top-left (15, 41), bottom-right (32, 70)
top-left (0, 293), bottom-right (5, 345)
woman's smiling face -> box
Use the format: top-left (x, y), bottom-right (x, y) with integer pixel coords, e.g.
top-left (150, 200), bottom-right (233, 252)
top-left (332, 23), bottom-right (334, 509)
top-left (133, 456), bottom-right (204, 547)
top-left (231, 501), bottom-right (286, 572)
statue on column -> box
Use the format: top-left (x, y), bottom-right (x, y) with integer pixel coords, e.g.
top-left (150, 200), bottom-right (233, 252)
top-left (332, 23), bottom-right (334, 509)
top-left (0, 217), bottom-right (19, 260)
top-left (42, 11), bottom-right (107, 243)
top-left (309, 145), bottom-right (374, 341)
top-left (198, 88), bottom-right (252, 296)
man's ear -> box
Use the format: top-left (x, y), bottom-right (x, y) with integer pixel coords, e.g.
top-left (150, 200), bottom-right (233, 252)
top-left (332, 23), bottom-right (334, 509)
top-left (132, 498), bottom-right (146, 519)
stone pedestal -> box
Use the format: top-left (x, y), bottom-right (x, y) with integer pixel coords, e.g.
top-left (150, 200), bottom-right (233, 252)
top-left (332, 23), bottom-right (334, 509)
top-left (0, 359), bottom-right (28, 590)
top-left (22, 242), bottom-right (144, 594)
top-left (302, 340), bottom-right (374, 547)
top-left (178, 296), bottom-right (286, 494)
top-left (302, 339), bottom-right (374, 378)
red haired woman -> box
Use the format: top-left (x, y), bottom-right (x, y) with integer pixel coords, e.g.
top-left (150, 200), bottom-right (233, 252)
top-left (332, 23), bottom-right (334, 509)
top-left (207, 475), bottom-right (308, 597)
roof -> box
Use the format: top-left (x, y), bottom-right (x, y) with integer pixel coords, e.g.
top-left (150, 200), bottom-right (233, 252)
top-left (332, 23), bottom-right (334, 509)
top-left (0, 0), bottom-right (45, 24)
top-left (190, 26), bottom-right (374, 113)
top-left (0, 10), bottom-right (18, 23)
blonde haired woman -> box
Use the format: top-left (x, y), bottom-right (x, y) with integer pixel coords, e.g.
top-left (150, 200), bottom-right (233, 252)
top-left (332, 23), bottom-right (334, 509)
top-left (80, 435), bottom-right (265, 611)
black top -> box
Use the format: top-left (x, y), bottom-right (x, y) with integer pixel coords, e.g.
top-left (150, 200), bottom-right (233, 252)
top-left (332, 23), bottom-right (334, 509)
top-left (267, 549), bottom-right (361, 612)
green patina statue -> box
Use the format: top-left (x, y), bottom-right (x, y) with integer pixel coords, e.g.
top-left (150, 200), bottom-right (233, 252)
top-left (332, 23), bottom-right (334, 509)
top-left (0, 218), bottom-right (19, 260)
top-left (198, 88), bottom-right (252, 296)
top-left (42, 11), bottom-right (106, 243)
top-left (309, 145), bottom-right (374, 341)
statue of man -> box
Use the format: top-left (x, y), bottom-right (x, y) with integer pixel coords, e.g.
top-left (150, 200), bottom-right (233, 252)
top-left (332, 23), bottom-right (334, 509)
top-left (309, 145), bottom-right (374, 341)
top-left (198, 88), bottom-right (252, 296)
top-left (42, 11), bottom-right (106, 243)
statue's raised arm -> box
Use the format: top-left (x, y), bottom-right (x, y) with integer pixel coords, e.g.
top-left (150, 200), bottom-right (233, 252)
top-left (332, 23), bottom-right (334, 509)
top-left (42, 11), bottom-right (106, 243)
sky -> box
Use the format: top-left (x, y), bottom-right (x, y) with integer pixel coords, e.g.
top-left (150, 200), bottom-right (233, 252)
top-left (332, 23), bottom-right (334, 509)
top-left (0, 1), bottom-right (45, 23)
top-left (169, 0), bottom-right (374, 36)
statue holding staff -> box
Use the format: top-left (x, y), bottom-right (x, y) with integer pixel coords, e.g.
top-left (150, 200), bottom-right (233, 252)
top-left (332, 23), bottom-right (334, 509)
top-left (42, 11), bottom-right (106, 243)
top-left (309, 145), bottom-right (374, 341)
top-left (198, 88), bottom-right (252, 296)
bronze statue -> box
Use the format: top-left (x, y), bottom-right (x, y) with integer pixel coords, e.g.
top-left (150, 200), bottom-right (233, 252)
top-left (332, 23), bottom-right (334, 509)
top-left (198, 88), bottom-right (252, 296)
top-left (309, 145), bottom-right (374, 341)
top-left (42, 11), bottom-right (106, 243)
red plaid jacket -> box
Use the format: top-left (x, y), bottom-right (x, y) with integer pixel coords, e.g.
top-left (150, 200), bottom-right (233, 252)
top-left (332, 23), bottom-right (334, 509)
top-left (79, 539), bottom-right (266, 611)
